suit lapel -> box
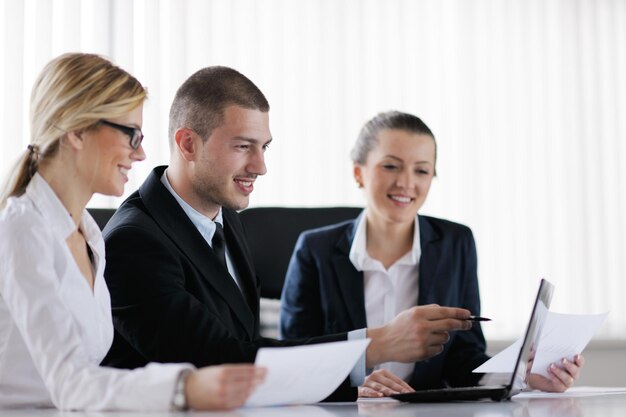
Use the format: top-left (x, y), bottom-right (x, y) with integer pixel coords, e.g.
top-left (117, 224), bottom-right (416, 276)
top-left (331, 216), bottom-right (441, 329)
top-left (417, 216), bottom-right (442, 304)
top-left (139, 166), bottom-right (255, 338)
top-left (333, 220), bottom-right (367, 329)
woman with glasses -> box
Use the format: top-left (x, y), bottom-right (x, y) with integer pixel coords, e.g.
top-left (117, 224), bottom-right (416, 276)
top-left (0, 53), bottom-right (265, 411)
top-left (280, 111), bottom-right (584, 397)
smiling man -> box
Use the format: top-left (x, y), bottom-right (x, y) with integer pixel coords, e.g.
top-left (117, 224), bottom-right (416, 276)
top-left (101, 66), bottom-right (473, 403)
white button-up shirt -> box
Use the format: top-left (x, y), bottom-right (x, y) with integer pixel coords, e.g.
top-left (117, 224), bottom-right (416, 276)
top-left (349, 211), bottom-right (421, 381)
top-left (0, 174), bottom-right (191, 411)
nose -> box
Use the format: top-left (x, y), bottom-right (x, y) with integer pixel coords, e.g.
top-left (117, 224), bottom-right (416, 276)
top-left (247, 148), bottom-right (267, 176)
top-left (131, 143), bottom-right (147, 162)
top-left (395, 167), bottom-right (412, 188)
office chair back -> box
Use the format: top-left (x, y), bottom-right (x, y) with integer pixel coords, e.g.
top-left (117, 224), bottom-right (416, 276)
top-left (239, 206), bottom-right (362, 299)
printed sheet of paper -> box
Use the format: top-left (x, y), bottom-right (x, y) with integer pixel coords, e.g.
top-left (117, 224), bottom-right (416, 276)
top-left (474, 312), bottom-right (607, 377)
top-left (245, 339), bottom-right (370, 407)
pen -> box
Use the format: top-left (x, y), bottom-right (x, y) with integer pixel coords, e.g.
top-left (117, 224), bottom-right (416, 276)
top-left (467, 315), bottom-right (491, 322)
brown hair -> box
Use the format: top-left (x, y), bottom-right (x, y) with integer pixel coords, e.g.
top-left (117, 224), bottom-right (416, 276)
top-left (168, 66), bottom-right (269, 148)
top-left (351, 111), bottom-right (437, 174)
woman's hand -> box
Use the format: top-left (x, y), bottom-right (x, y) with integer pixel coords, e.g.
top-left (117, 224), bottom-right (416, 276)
top-left (186, 364), bottom-right (267, 410)
top-left (358, 369), bottom-right (415, 397)
top-left (527, 354), bottom-right (585, 392)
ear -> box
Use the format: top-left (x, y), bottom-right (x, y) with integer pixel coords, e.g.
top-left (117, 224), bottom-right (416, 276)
top-left (174, 128), bottom-right (198, 161)
top-left (65, 131), bottom-right (85, 150)
top-left (353, 163), bottom-right (363, 188)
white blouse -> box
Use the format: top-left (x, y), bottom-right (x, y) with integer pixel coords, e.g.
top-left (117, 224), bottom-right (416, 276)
top-left (0, 174), bottom-right (192, 411)
top-left (349, 210), bottom-right (421, 381)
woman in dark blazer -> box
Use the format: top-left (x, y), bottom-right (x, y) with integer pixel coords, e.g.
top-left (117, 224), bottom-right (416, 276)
top-left (280, 111), bottom-right (584, 397)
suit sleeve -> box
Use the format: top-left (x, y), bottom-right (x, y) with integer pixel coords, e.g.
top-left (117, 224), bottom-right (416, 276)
top-left (278, 232), bottom-right (359, 400)
top-left (442, 228), bottom-right (490, 387)
top-left (280, 233), bottom-right (326, 339)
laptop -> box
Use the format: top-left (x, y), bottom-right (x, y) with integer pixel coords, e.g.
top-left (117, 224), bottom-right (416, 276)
top-left (391, 278), bottom-right (554, 403)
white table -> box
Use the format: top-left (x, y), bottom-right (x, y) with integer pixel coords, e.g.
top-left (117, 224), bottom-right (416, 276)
top-left (6, 391), bottom-right (626, 417)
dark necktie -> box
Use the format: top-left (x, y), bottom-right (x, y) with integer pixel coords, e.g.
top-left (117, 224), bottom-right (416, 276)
top-left (212, 223), bottom-right (228, 271)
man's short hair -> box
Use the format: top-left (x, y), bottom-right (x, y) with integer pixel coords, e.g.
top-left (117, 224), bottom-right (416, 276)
top-left (168, 66), bottom-right (270, 147)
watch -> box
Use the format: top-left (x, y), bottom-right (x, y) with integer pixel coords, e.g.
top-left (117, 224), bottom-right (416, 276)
top-left (172, 369), bottom-right (191, 410)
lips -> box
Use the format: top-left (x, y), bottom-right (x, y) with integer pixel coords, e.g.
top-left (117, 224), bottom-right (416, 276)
top-left (388, 194), bottom-right (414, 204)
top-left (234, 177), bottom-right (255, 194)
top-left (118, 165), bottom-right (131, 182)
top-left (236, 179), bottom-right (252, 187)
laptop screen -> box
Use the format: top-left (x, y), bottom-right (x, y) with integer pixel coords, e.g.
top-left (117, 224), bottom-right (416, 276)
top-left (507, 278), bottom-right (554, 390)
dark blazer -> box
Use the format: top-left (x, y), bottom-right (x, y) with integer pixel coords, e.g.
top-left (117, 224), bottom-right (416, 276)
top-left (101, 166), bottom-right (354, 400)
top-left (280, 213), bottom-right (490, 390)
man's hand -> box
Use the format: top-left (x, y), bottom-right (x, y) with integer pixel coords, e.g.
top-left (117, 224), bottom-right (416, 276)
top-left (186, 364), bottom-right (266, 410)
top-left (365, 304), bottom-right (472, 367)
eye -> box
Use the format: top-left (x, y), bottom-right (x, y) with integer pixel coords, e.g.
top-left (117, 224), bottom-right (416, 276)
top-left (262, 143), bottom-right (270, 151)
top-left (382, 164), bottom-right (399, 171)
top-left (415, 168), bottom-right (430, 175)
top-left (236, 144), bottom-right (250, 150)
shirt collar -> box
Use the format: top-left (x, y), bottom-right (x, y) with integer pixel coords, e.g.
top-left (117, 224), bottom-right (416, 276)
top-left (160, 169), bottom-right (223, 245)
top-left (26, 173), bottom-right (100, 242)
top-left (349, 209), bottom-right (421, 271)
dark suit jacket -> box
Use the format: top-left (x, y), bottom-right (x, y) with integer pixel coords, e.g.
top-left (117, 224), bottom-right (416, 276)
top-left (280, 214), bottom-right (490, 390)
top-left (101, 166), bottom-right (354, 400)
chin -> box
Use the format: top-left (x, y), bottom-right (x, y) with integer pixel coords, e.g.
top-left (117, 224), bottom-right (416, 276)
top-left (223, 196), bottom-right (250, 211)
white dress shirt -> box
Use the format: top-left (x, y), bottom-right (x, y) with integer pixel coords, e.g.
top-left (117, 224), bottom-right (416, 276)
top-left (0, 174), bottom-right (192, 411)
top-left (349, 210), bottom-right (421, 381)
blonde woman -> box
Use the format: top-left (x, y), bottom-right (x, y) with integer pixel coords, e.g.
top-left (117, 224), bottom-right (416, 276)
top-left (0, 53), bottom-right (265, 411)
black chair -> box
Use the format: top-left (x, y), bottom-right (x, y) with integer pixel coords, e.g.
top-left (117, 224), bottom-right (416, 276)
top-left (87, 208), bottom-right (116, 230)
top-left (239, 206), bottom-right (362, 299)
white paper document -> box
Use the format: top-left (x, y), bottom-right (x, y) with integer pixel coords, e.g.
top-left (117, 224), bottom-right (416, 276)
top-left (474, 312), bottom-right (607, 377)
top-left (245, 339), bottom-right (370, 407)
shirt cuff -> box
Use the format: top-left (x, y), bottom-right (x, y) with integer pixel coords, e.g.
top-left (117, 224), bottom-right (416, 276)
top-left (348, 328), bottom-right (367, 386)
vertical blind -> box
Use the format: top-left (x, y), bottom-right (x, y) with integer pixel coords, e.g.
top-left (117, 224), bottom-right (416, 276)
top-left (1, 0), bottom-right (624, 340)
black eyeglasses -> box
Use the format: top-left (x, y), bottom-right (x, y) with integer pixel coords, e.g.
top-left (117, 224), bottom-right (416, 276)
top-left (99, 120), bottom-right (144, 149)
